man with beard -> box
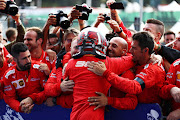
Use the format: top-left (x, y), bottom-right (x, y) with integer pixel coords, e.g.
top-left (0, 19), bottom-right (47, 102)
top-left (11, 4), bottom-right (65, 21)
top-left (3, 42), bottom-right (47, 113)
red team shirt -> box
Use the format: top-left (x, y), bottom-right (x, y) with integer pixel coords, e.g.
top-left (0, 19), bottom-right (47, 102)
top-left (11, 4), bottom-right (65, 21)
top-left (31, 49), bottom-right (56, 70)
top-left (108, 69), bottom-right (138, 110)
top-left (64, 55), bottom-right (135, 120)
top-left (103, 63), bottom-right (165, 105)
top-left (44, 67), bottom-right (73, 108)
top-left (160, 59), bottom-right (180, 110)
top-left (3, 60), bottom-right (47, 112)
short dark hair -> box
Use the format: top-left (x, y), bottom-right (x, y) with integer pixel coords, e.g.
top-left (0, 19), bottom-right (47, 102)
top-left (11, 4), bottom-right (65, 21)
top-left (49, 33), bottom-right (58, 38)
top-left (11, 42), bottom-right (28, 58)
top-left (146, 18), bottom-right (164, 38)
top-left (164, 31), bottom-right (175, 37)
top-left (6, 27), bottom-right (17, 39)
top-left (132, 31), bottom-right (154, 55)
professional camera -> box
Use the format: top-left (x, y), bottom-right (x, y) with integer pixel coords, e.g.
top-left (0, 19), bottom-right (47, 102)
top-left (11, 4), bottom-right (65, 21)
top-left (52, 10), bottom-right (70, 29)
top-left (76, 3), bottom-right (92, 20)
top-left (0, 0), bottom-right (18, 16)
top-left (103, 14), bottom-right (110, 23)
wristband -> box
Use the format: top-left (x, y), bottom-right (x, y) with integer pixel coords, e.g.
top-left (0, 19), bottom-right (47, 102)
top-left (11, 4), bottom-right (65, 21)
top-left (116, 27), bottom-right (123, 34)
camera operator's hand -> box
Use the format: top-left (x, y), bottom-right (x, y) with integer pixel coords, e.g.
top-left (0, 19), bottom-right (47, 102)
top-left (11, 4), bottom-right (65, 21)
top-left (106, 0), bottom-right (116, 9)
top-left (46, 14), bottom-right (57, 26)
top-left (107, 20), bottom-right (120, 32)
top-left (10, 13), bottom-right (22, 25)
top-left (0, 0), bottom-right (6, 10)
top-left (69, 6), bottom-right (81, 23)
top-left (94, 13), bottom-right (105, 28)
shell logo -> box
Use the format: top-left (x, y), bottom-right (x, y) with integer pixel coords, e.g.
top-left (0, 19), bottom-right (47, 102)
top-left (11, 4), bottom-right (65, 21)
top-left (13, 83), bottom-right (17, 88)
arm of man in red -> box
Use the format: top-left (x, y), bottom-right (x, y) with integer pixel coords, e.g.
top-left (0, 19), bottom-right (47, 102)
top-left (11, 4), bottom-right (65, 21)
top-left (3, 76), bottom-right (23, 112)
top-left (44, 67), bottom-right (62, 97)
top-left (107, 56), bottom-right (136, 76)
top-left (159, 61), bottom-right (178, 99)
top-left (103, 64), bottom-right (165, 94)
top-left (56, 94), bottom-right (73, 108)
top-left (108, 94), bottom-right (138, 110)
top-left (28, 72), bottom-right (47, 105)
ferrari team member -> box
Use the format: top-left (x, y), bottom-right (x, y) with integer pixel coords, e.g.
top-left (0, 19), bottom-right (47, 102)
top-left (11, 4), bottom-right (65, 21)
top-left (0, 42), bottom-right (15, 99)
top-left (88, 37), bottom-right (138, 110)
top-left (44, 39), bottom-right (79, 108)
top-left (3, 42), bottom-right (47, 113)
top-left (64, 27), bottom-right (136, 120)
top-left (24, 27), bottom-right (56, 76)
top-left (159, 58), bottom-right (180, 120)
top-left (88, 31), bottom-right (166, 105)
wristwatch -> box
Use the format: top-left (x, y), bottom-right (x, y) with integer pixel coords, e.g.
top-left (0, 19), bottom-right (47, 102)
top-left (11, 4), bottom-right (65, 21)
top-left (116, 27), bottom-right (123, 34)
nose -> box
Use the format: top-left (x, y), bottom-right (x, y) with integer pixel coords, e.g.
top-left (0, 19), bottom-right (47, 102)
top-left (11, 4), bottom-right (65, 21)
top-left (26, 57), bottom-right (31, 63)
top-left (24, 39), bottom-right (28, 45)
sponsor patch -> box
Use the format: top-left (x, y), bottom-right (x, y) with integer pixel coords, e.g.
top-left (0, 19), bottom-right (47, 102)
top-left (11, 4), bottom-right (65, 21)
top-left (4, 85), bottom-right (12, 91)
top-left (144, 64), bottom-right (149, 69)
top-left (33, 64), bottom-right (40, 69)
top-left (173, 60), bottom-right (180, 67)
top-left (166, 72), bottom-right (173, 79)
top-left (50, 73), bottom-right (56, 78)
top-left (11, 79), bottom-right (25, 89)
top-left (177, 71), bottom-right (180, 82)
top-left (30, 78), bottom-right (40, 81)
top-left (5, 69), bottom-right (15, 79)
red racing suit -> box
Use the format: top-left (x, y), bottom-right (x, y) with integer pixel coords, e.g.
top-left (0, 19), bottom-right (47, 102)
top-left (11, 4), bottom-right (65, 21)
top-left (103, 63), bottom-right (165, 104)
top-left (64, 55), bottom-right (135, 120)
top-left (159, 59), bottom-right (180, 110)
top-left (119, 22), bottom-right (132, 52)
top-left (108, 69), bottom-right (138, 110)
top-left (3, 60), bottom-right (47, 112)
top-left (44, 67), bottom-right (73, 108)
top-left (31, 49), bottom-right (55, 70)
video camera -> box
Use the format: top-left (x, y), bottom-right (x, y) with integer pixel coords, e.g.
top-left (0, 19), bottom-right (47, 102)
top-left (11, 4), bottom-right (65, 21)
top-left (0, 0), bottom-right (18, 16)
top-left (52, 10), bottom-right (70, 29)
top-left (76, 3), bottom-right (92, 20)
top-left (103, 14), bottom-right (110, 23)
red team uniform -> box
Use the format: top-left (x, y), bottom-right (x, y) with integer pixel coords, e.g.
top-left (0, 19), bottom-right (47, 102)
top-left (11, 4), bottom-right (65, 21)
top-left (64, 55), bottom-right (135, 120)
top-left (44, 67), bottom-right (73, 108)
top-left (31, 49), bottom-right (55, 70)
top-left (3, 60), bottom-right (47, 112)
top-left (160, 59), bottom-right (180, 110)
top-left (103, 63), bottom-right (165, 105)
top-left (108, 70), bottom-right (138, 110)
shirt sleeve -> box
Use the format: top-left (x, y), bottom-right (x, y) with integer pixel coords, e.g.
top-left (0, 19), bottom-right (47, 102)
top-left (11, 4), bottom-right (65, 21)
top-left (44, 67), bottom-right (62, 97)
top-left (103, 70), bottom-right (142, 94)
top-left (159, 61), bottom-right (178, 99)
top-left (28, 71), bottom-right (47, 105)
top-left (158, 45), bottom-right (180, 64)
top-left (56, 94), bottom-right (73, 108)
top-left (107, 56), bottom-right (135, 76)
top-left (108, 94), bottom-right (138, 110)
top-left (0, 79), bottom-right (4, 99)
top-left (3, 75), bottom-right (22, 112)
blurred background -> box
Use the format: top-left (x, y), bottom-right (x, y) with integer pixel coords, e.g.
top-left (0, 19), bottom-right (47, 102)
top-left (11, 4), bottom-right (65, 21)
top-left (0, 0), bottom-right (180, 36)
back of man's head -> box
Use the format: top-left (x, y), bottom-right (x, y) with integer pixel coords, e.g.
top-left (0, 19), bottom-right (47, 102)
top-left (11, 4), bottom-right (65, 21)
top-left (132, 31), bottom-right (154, 55)
top-left (11, 42), bottom-right (28, 59)
top-left (6, 27), bottom-right (17, 40)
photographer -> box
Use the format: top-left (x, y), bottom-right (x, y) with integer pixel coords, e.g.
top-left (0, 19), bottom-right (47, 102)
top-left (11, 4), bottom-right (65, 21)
top-left (0, 0), bottom-right (25, 55)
